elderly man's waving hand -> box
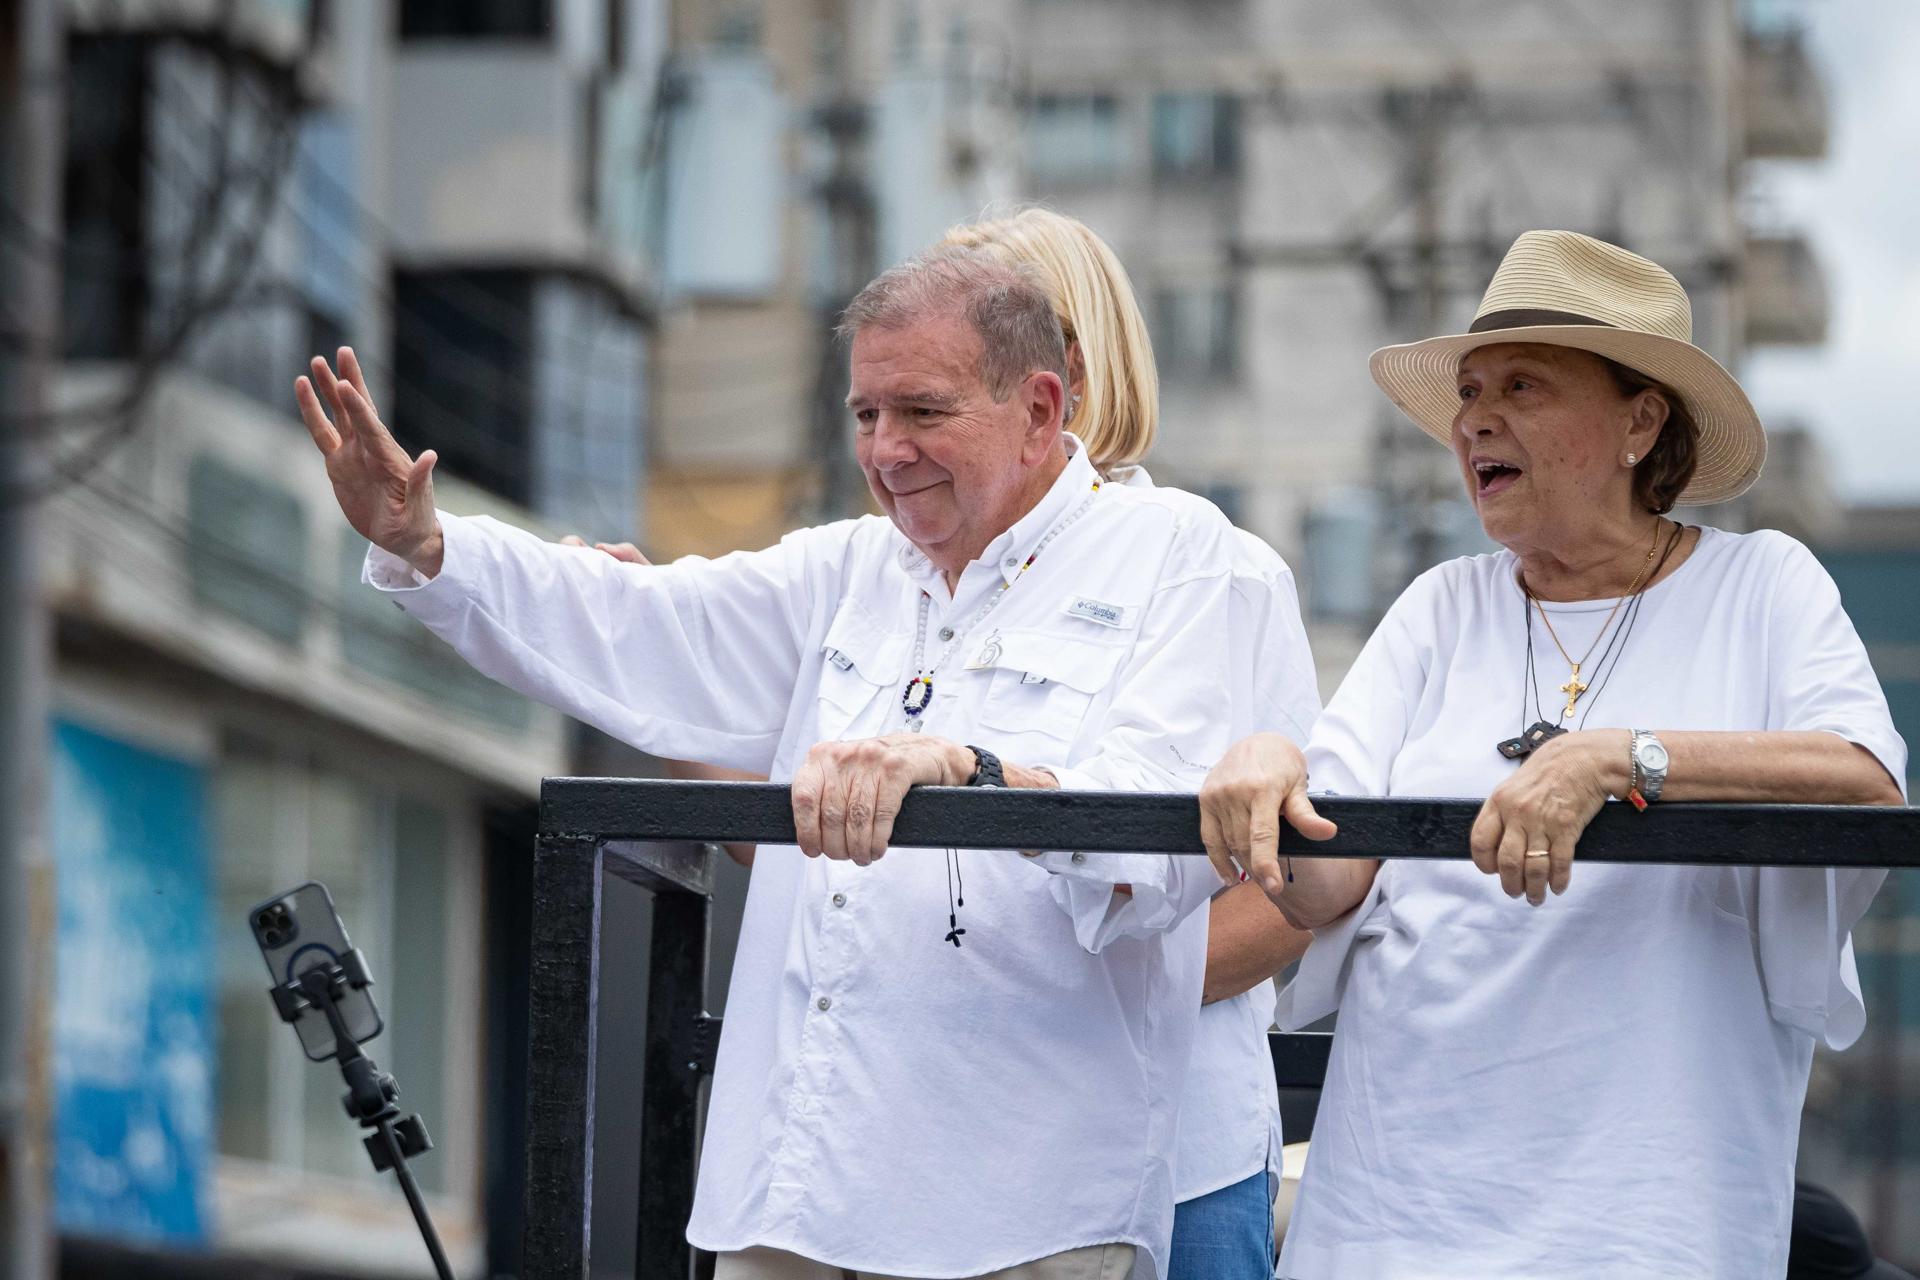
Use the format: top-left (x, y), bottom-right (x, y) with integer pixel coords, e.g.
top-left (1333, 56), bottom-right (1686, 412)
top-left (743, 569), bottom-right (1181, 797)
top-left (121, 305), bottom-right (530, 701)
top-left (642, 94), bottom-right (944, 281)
top-left (296, 249), bottom-right (1300, 1280)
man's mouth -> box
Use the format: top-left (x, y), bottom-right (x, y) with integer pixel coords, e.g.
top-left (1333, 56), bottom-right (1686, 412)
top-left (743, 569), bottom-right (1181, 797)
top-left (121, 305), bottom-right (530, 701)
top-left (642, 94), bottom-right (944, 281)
top-left (1473, 459), bottom-right (1523, 496)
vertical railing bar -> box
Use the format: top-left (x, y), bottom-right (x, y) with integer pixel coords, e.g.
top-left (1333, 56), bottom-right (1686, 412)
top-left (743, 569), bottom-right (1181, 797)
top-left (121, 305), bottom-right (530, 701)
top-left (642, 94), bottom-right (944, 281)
top-left (522, 833), bottom-right (604, 1279)
top-left (637, 870), bottom-right (714, 1279)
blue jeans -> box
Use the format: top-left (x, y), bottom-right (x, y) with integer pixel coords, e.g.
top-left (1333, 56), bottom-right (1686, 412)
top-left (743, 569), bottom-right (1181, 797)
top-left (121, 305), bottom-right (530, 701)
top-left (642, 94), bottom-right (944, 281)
top-left (1167, 1169), bottom-right (1275, 1280)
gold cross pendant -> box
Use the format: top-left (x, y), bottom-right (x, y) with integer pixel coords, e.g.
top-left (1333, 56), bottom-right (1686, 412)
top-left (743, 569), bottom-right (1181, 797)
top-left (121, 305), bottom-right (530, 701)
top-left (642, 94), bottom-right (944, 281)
top-left (1560, 664), bottom-right (1588, 719)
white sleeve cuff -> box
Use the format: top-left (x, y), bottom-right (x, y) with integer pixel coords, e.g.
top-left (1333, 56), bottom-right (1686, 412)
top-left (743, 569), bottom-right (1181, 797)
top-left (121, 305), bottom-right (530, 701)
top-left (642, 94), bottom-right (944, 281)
top-left (361, 511), bottom-right (469, 593)
top-left (1028, 766), bottom-right (1219, 952)
top-left (1756, 865), bottom-right (1888, 1050)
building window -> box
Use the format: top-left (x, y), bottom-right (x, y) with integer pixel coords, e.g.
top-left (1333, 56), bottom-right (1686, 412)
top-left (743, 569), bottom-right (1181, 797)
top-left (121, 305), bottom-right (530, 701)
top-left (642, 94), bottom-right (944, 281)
top-left (399, 0), bottom-right (552, 38)
top-left (62, 37), bottom-right (148, 361)
top-left (1151, 91), bottom-right (1238, 181)
top-left (393, 269), bottom-right (537, 507)
top-left (213, 743), bottom-right (460, 1194)
top-left (186, 455), bottom-right (311, 646)
top-left (1153, 285), bottom-right (1238, 382)
top-left (1026, 93), bottom-right (1122, 184)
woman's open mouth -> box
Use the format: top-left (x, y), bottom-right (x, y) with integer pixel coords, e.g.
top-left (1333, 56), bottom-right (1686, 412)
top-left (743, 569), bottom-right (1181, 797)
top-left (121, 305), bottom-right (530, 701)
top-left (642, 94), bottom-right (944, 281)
top-left (1473, 460), bottom-right (1522, 497)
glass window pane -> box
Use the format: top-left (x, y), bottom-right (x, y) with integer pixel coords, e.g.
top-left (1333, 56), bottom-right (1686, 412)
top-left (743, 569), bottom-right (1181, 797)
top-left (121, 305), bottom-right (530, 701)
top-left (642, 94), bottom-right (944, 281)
top-left (214, 751), bottom-right (285, 1162)
top-left (1027, 94), bottom-right (1121, 183)
top-left (387, 798), bottom-right (452, 1194)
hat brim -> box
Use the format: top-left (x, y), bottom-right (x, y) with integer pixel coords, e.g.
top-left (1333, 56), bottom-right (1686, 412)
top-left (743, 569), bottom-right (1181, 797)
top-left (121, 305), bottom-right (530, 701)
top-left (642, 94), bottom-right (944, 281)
top-left (1368, 325), bottom-right (1767, 506)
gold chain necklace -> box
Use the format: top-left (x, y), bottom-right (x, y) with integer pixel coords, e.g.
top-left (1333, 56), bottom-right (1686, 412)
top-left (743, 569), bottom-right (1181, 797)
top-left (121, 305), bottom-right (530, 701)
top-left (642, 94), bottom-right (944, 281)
top-left (1527, 520), bottom-right (1662, 719)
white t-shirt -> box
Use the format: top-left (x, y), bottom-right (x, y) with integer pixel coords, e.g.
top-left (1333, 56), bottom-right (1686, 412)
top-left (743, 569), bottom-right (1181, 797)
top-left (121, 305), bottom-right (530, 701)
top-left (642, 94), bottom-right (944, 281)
top-left (1276, 527), bottom-right (1907, 1280)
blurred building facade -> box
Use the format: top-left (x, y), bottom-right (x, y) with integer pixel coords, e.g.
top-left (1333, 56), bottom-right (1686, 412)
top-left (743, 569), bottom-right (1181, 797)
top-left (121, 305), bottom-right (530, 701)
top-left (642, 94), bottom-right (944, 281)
top-left (42, 0), bottom-right (662, 1275)
top-left (1801, 503), bottom-right (1920, 1266)
top-left (1013, 0), bottom-right (1830, 683)
top-left (27, 0), bottom-right (1919, 1275)
top-left (644, 0), bottom-right (1019, 560)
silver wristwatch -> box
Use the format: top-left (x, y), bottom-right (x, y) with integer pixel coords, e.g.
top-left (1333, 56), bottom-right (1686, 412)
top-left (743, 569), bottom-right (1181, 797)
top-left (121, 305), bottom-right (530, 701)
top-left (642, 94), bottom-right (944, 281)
top-left (1630, 730), bottom-right (1669, 805)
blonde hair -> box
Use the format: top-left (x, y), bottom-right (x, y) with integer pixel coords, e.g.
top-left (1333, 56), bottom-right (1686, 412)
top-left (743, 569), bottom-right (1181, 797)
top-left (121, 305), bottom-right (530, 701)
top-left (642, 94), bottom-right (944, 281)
top-left (939, 207), bottom-right (1159, 472)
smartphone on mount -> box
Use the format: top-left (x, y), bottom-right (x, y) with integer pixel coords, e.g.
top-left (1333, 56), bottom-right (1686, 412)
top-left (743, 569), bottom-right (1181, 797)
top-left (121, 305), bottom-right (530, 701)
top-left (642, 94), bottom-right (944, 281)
top-left (249, 881), bottom-right (385, 1061)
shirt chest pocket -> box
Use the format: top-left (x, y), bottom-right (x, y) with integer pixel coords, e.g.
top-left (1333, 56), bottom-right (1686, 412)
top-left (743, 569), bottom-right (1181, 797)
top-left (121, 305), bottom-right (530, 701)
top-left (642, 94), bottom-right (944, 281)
top-left (971, 627), bottom-right (1128, 763)
top-left (818, 608), bottom-right (907, 741)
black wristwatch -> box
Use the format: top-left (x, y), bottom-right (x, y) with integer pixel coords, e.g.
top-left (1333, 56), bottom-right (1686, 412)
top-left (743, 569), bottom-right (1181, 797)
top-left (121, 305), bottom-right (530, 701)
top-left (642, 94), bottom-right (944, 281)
top-left (964, 745), bottom-right (1006, 788)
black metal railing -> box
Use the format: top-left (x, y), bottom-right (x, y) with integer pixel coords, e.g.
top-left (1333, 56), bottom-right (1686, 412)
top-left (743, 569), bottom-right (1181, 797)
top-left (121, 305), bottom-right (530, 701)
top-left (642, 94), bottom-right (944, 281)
top-left (523, 779), bottom-right (1920, 1279)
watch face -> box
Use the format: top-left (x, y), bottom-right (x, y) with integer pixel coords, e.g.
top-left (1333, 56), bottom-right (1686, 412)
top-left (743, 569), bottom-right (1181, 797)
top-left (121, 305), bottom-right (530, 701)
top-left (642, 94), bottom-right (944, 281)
top-left (1640, 740), bottom-right (1670, 771)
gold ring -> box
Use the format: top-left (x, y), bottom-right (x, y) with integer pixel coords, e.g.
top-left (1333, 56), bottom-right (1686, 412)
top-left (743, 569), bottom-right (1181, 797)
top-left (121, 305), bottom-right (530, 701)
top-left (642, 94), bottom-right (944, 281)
top-left (1524, 849), bottom-right (1551, 859)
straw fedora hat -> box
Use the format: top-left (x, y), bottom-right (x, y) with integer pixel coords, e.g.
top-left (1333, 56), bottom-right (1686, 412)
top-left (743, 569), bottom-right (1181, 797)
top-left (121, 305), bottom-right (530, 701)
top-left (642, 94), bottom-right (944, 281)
top-left (1368, 230), bottom-right (1766, 505)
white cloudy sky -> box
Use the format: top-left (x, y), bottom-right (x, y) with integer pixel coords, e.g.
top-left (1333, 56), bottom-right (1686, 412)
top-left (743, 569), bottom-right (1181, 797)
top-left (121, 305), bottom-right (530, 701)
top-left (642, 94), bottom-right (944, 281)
top-left (1743, 1), bottom-right (1920, 502)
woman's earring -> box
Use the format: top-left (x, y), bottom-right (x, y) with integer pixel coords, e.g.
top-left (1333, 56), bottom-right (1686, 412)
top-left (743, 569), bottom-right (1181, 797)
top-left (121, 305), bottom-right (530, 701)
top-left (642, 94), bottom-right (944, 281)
top-left (1625, 453), bottom-right (1638, 466)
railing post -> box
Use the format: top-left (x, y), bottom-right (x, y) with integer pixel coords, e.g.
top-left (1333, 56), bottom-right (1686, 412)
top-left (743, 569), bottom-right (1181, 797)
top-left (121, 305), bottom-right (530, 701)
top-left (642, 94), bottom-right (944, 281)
top-left (638, 883), bottom-right (715, 1280)
top-left (523, 832), bottom-right (603, 1279)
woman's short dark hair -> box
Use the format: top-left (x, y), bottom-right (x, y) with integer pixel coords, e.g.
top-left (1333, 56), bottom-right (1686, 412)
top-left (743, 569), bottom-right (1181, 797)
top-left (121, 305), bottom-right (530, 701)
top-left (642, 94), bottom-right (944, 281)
top-left (1599, 356), bottom-right (1699, 514)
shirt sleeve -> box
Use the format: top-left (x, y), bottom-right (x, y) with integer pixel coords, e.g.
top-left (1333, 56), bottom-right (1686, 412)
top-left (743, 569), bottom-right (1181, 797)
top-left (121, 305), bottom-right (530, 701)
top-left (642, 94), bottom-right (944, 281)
top-left (1035, 523), bottom-right (1317, 952)
top-left (363, 511), bottom-right (827, 774)
top-left (1273, 571), bottom-right (1436, 1028)
top-left (1752, 535), bottom-right (1909, 1050)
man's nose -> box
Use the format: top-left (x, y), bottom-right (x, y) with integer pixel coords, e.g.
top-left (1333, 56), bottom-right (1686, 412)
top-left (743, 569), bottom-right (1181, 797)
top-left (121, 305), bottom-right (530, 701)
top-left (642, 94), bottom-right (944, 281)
top-left (870, 414), bottom-right (920, 467)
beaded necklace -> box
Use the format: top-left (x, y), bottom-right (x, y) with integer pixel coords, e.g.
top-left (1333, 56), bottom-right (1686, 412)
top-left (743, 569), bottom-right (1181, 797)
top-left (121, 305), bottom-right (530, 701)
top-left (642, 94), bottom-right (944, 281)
top-left (898, 478), bottom-right (1102, 730)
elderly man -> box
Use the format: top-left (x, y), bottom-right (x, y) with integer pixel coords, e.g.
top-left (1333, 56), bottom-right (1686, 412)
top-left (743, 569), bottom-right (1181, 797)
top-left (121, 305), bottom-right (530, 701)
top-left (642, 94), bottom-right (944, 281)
top-left (296, 250), bottom-right (1298, 1280)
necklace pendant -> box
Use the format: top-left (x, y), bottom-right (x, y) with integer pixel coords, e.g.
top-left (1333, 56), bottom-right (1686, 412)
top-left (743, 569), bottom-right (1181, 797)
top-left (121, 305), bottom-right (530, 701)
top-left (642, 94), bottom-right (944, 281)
top-left (1497, 720), bottom-right (1567, 761)
top-left (901, 675), bottom-right (934, 718)
top-left (1559, 663), bottom-right (1588, 719)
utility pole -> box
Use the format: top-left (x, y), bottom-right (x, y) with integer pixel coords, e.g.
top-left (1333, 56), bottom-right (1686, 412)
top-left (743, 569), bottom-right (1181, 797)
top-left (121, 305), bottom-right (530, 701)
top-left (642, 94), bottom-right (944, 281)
top-left (0, 0), bottom-right (60, 1272)
top-left (808, 89), bottom-right (876, 524)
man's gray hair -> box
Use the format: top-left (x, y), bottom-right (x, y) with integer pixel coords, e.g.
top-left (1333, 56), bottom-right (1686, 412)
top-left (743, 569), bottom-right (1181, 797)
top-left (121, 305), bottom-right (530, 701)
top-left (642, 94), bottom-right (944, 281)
top-left (837, 247), bottom-right (1070, 404)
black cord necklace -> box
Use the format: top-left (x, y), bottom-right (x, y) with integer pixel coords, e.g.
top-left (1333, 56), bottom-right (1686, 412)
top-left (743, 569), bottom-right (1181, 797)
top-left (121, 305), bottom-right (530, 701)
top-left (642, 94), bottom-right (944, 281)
top-left (943, 848), bottom-right (966, 947)
top-left (1498, 521), bottom-right (1683, 761)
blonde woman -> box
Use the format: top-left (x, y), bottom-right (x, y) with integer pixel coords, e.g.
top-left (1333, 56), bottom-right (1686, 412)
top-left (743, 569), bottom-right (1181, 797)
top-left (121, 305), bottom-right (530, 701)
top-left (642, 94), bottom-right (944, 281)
top-left (947, 209), bottom-right (1317, 1280)
top-left (572, 208), bottom-right (1318, 1279)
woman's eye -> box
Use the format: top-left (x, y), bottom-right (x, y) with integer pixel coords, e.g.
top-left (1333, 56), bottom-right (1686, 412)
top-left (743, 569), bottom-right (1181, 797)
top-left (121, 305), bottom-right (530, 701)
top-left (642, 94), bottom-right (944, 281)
top-left (1510, 378), bottom-right (1532, 392)
top-left (1457, 385), bottom-right (1477, 401)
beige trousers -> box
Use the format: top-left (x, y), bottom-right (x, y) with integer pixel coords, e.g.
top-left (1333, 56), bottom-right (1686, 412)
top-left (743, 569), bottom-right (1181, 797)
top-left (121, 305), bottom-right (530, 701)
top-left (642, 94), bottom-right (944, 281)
top-left (712, 1242), bottom-right (1136, 1280)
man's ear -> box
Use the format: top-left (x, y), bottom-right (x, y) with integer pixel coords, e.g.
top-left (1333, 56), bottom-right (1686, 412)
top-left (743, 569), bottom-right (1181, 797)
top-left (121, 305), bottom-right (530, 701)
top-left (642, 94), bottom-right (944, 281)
top-left (1021, 370), bottom-right (1066, 465)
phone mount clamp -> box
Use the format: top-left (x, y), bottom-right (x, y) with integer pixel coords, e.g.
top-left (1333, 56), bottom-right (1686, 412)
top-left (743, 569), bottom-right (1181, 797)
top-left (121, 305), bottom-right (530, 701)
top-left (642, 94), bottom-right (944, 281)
top-left (270, 951), bottom-right (457, 1280)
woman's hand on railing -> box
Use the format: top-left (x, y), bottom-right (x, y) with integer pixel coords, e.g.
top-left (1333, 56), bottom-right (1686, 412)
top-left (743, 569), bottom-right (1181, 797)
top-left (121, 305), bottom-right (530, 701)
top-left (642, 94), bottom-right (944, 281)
top-left (1199, 734), bottom-right (1357, 929)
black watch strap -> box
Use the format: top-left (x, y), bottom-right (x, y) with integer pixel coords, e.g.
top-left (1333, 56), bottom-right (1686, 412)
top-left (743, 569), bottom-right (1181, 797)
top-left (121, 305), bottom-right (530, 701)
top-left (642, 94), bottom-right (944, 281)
top-left (964, 745), bottom-right (1006, 788)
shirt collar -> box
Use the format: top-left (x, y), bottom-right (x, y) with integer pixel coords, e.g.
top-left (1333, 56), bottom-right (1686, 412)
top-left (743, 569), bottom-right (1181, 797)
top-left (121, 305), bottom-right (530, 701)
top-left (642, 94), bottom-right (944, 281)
top-left (892, 434), bottom-right (1101, 589)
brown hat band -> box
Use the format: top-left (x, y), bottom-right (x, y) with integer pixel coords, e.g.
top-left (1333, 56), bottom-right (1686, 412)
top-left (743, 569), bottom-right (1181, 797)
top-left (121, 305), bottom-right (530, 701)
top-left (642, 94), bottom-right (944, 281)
top-left (1468, 307), bottom-right (1613, 333)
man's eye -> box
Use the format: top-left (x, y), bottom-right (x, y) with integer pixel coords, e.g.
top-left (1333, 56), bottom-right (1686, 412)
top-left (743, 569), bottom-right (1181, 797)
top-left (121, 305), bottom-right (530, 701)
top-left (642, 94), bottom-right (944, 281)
top-left (910, 406), bottom-right (941, 419)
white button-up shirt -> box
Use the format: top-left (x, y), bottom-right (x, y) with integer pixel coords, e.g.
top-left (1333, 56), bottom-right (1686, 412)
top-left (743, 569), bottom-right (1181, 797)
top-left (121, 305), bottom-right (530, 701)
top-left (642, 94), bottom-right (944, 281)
top-left (365, 443), bottom-right (1281, 1278)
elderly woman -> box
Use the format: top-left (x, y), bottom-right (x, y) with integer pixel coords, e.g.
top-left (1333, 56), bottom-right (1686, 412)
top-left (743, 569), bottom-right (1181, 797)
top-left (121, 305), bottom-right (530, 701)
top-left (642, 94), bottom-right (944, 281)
top-left (948, 208), bottom-right (1315, 1280)
top-left (1198, 230), bottom-right (1907, 1278)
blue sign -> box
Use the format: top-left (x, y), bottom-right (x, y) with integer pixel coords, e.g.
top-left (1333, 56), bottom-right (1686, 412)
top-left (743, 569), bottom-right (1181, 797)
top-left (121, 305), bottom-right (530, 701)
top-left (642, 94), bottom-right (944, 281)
top-left (51, 719), bottom-right (212, 1243)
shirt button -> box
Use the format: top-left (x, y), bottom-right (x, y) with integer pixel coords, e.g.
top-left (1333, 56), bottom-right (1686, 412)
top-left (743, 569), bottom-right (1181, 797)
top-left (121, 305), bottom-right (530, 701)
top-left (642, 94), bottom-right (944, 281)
top-left (1071, 852), bottom-right (1086, 863)
top-left (816, 996), bottom-right (832, 1012)
top-left (938, 626), bottom-right (954, 641)
top-left (831, 892), bottom-right (846, 908)
top-left (1002, 556), bottom-right (1018, 568)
